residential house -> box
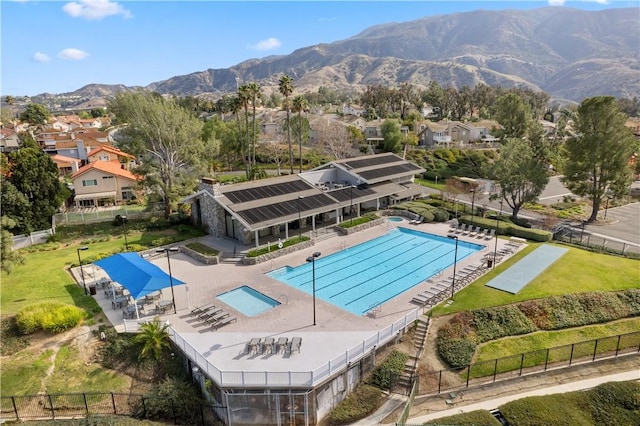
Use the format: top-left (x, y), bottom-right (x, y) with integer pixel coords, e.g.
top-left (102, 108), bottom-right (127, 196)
top-left (87, 145), bottom-right (136, 170)
top-left (417, 121), bottom-right (451, 148)
top-left (71, 160), bottom-right (141, 208)
top-left (342, 103), bottom-right (365, 116)
top-left (447, 120), bottom-right (498, 145)
top-left (51, 154), bottom-right (82, 177)
top-left (341, 115), bottom-right (367, 132)
top-left (0, 128), bottom-right (20, 153)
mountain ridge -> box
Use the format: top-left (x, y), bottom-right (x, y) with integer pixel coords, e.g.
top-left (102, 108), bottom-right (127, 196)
top-left (53, 6), bottom-right (640, 104)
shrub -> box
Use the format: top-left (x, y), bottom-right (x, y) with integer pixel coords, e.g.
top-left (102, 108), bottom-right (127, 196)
top-left (133, 377), bottom-right (204, 424)
top-left (15, 302), bottom-right (85, 334)
top-left (369, 350), bottom-right (409, 389)
top-left (436, 337), bottom-right (477, 368)
top-left (327, 384), bottom-right (382, 425)
top-left (472, 306), bottom-right (537, 342)
top-left (457, 215), bottom-right (552, 241)
top-left (185, 242), bottom-right (219, 256)
top-left (246, 236), bottom-right (310, 257)
top-left (431, 208), bottom-right (450, 222)
top-left (340, 213), bottom-right (379, 228)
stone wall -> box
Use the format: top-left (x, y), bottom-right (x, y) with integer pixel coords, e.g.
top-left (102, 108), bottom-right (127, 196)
top-left (334, 218), bottom-right (387, 236)
top-left (180, 245), bottom-right (219, 265)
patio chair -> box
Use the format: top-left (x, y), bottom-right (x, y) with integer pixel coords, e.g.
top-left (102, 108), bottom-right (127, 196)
top-left (469, 226), bottom-right (480, 237)
top-left (191, 302), bottom-right (215, 316)
top-left (205, 310), bottom-right (229, 325)
top-left (460, 224), bottom-right (470, 235)
top-left (287, 337), bottom-right (302, 354)
top-left (276, 337), bottom-right (288, 354)
top-left (212, 315), bottom-right (237, 330)
top-left (261, 337), bottom-right (275, 354)
top-left (454, 223), bottom-right (465, 234)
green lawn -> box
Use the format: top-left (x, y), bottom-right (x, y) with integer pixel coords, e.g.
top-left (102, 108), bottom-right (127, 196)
top-left (475, 317), bottom-right (640, 362)
top-left (415, 177), bottom-right (445, 191)
top-left (431, 242), bottom-right (640, 316)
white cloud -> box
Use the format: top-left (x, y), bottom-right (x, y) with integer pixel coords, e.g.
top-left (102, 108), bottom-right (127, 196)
top-left (62, 0), bottom-right (132, 20)
top-left (548, 0), bottom-right (565, 5)
top-left (33, 52), bottom-right (51, 63)
top-left (249, 37), bottom-right (282, 51)
top-left (58, 48), bottom-right (89, 60)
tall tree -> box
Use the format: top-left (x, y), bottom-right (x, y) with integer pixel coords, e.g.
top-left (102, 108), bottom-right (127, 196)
top-left (292, 95), bottom-right (309, 172)
top-left (380, 119), bottom-right (403, 153)
top-left (0, 216), bottom-right (25, 274)
top-left (562, 96), bottom-right (635, 222)
top-left (2, 148), bottom-right (69, 234)
top-left (493, 138), bottom-right (549, 219)
top-left (278, 75), bottom-right (295, 174)
top-left (19, 103), bottom-right (50, 126)
top-left (246, 82), bottom-right (262, 174)
top-left (493, 93), bottom-right (532, 140)
top-left (237, 84), bottom-right (252, 177)
top-left (108, 91), bottom-right (204, 218)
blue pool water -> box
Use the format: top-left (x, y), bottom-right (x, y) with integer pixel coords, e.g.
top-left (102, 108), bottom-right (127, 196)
top-left (388, 216), bottom-right (403, 222)
top-left (217, 286), bottom-right (280, 317)
top-left (267, 228), bottom-right (483, 315)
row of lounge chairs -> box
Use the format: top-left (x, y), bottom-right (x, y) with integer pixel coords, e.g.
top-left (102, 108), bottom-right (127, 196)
top-left (190, 302), bottom-right (237, 330)
top-left (411, 263), bottom-right (487, 308)
top-left (448, 223), bottom-right (495, 240)
top-left (244, 336), bottom-right (301, 355)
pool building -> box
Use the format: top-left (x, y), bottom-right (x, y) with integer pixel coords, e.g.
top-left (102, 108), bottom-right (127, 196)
top-left (123, 153), bottom-right (494, 425)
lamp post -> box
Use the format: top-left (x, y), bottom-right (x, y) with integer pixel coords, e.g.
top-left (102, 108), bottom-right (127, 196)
top-left (446, 235), bottom-right (458, 299)
top-left (157, 247), bottom-right (179, 314)
top-left (580, 220), bottom-right (587, 242)
top-left (493, 198), bottom-right (503, 269)
top-left (603, 195), bottom-right (612, 220)
top-left (76, 246), bottom-right (89, 295)
top-left (306, 251), bottom-right (321, 326)
top-left (297, 196), bottom-right (303, 241)
top-left (121, 215), bottom-right (129, 251)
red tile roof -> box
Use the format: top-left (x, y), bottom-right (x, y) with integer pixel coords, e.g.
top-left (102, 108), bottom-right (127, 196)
top-left (72, 160), bottom-right (140, 181)
top-left (88, 145), bottom-right (135, 159)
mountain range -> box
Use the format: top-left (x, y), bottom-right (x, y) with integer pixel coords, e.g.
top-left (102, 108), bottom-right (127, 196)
top-left (58, 7), bottom-right (640, 104)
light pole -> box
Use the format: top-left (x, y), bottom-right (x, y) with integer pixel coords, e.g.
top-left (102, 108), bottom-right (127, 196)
top-left (493, 198), bottom-right (503, 269)
top-left (76, 246), bottom-right (89, 295)
top-left (446, 235), bottom-right (459, 299)
top-left (157, 247), bottom-right (179, 314)
top-left (121, 215), bottom-right (129, 251)
top-left (306, 251), bottom-right (321, 326)
top-left (603, 195), bottom-right (612, 220)
top-left (580, 220), bottom-right (587, 242)
top-left (297, 196), bottom-right (303, 241)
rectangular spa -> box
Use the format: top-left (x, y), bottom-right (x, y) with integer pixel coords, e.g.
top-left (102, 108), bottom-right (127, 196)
top-left (217, 285), bottom-right (281, 317)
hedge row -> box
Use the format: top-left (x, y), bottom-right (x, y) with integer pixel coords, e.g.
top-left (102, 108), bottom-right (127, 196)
top-left (15, 302), bottom-right (86, 334)
top-left (327, 384), bottom-right (382, 425)
top-left (458, 215), bottom-right (552, 242)
top-left (427, 410), bottom-right (502, 425)
top-left (437, 289), bottom-right (640, 368)
top-left (246, 236), bottom-right (310, 257)
top-left (500, 381), bottom-right (640, 426)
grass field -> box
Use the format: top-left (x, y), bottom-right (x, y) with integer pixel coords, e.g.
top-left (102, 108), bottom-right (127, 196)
top-left (431, 242), bottom-right (640, 316)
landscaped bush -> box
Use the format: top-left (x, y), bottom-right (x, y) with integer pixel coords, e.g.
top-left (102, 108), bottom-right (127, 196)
top-left (185, 242), bottom-right (219, 256)
top-left (327, 384), bottom-right (382, 425)
top-left (339, 212), bottom-right (379, 228)
top-left (427, 410), bottom-right (502, 425)
top-left (133, 377), bottom-right (204, 424)
top-left (394, 201), bottom-right (448, 223)
top-left (458, 215), bottom-right (552, 242)
top-left (369, 350), bottom-right (410, 389)
top-left (500, 381), bottom-right (640, 426)
top-left (15, 302), bottom-right (85, 334)
top-left (437, 290), bottom-right (640, 368)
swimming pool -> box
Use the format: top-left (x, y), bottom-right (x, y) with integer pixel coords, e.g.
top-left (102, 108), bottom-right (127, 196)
top-left (217, 286), bottom-right (280, 317)
top-left (267, 228), bottom-right (483, 315)
top-left (387, 216), bottom-right (403, 222)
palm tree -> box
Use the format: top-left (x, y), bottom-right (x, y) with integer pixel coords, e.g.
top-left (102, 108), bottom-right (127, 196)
top-left (293, 95), bottom-right (309, 173)
top-left (134, 317), bottom-right (171, 362)
top-left (246, 82), bottom-right (262, 172)
top-left (237, 85), bottom-right (252, 178)
top-left (278, 75), bottom-right (294, 174)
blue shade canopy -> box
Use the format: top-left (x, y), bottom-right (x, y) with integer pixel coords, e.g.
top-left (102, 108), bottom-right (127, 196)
top-left (95, 252), bottom-right (185, 300)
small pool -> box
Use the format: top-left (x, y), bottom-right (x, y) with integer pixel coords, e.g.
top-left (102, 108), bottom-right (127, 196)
top-left (388, 216), bottom-right (403, 222)
top-left (217, 286), bottom-right (280, 317)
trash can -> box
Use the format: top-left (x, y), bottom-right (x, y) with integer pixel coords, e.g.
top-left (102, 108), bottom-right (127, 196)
top-left (486, 259), bottom-right (493, 268)
top-left (89, 285), bottom-right (97, 296)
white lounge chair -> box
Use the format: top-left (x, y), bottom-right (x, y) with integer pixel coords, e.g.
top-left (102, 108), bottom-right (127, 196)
top-left (484, 229), bottom-right (496, 240)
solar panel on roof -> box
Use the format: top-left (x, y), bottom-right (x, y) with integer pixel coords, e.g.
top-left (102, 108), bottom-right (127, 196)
top-left (225, 180), bottom-right (311, 204)
top-left (358, 163), bottom-right (422, 180)
top-left (343, 153), bottom-right (399, 170)
top-left (328, 186), bottom-right (377, 202)
top-left (236, 193), bottom-right (336, 225)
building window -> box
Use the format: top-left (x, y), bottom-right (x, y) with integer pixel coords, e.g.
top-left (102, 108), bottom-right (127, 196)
top-left (82, 179), bottom-right (98, 187)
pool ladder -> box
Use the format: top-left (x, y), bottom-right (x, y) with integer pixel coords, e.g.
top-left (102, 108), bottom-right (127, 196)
top-left (367, 302), bottom-right (382, 317)
top-left (277, 294), bottom-right (289, 305)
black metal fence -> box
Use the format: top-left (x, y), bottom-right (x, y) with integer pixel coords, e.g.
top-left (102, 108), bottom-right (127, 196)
top-left (553, 225), bottom-right (640, 255)
top-left (0, 392), bottom-right (223, 425)
top-left (417, 330), bottom-right (640, 396)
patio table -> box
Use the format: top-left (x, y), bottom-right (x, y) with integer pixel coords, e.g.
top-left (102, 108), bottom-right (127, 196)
top-left (112, 296), bottom-right (129, 310)
top-left (157, 300), bottom-right (174, 314)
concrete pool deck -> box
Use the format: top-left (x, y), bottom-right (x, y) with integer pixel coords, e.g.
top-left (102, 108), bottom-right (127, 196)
top-left (85, 219), bottom-right (521, 385)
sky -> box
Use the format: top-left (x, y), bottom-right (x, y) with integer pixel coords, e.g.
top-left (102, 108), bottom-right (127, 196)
top-left (2, 0), bottom-right (638, 96)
